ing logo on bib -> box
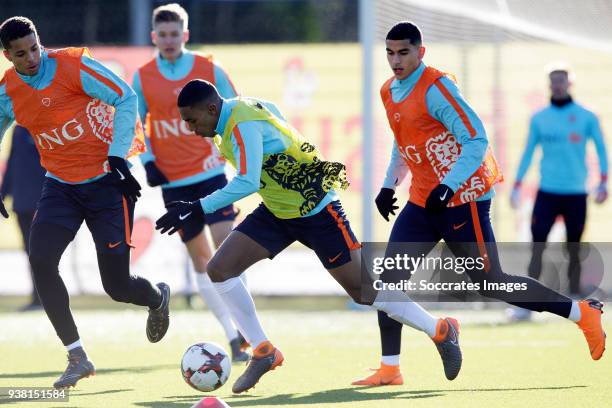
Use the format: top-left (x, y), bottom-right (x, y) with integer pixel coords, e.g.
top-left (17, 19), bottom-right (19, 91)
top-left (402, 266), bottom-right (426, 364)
top-left (86, 99), bottom-right (114, 145)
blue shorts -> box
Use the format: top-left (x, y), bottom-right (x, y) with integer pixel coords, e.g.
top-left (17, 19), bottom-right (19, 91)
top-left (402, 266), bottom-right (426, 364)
top-left (235, 200), bottom-right (360, 269)
top-left (161, 174), bottom-right (237, 242)
top-left (33, 176), bottom-right (133, 254)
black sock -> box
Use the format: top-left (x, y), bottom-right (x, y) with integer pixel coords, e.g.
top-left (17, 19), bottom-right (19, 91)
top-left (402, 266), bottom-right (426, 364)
top-left (378, 310), bottom-right (402, 357)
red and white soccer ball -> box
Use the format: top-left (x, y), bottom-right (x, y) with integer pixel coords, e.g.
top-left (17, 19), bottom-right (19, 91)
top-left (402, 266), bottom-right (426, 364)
top-left (181, 342), bottom-right (231, 392)
top-left (191, 396), bottom-right (231, 408)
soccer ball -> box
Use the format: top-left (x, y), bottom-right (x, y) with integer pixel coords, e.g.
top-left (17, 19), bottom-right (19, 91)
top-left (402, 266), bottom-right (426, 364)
top-left (181, 342), bottom-right (231, 392)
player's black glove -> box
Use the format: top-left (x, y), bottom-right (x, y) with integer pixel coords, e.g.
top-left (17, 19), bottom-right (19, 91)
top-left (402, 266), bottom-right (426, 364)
top-left (0, 196), bottom-right (8, 218)
top-left (108, 156), bottom-right (142, 203)
top-left (425, 184), bottom-right (454, 214)
top-left (155, 200), bottom-right (204, 235)
top-left (144, 161), bottom-right (169, 187)
top-left (375, 188), bottom-right (399, 221)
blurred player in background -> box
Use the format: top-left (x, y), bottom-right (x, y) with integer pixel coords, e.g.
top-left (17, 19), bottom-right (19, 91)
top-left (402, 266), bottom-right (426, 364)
top-left (0, 125), bottom-right (46, 311)
top-left (156, 79), bottom-right (464, 394)
top-left (0, 16), bottom-right (170, 389)
top-left (132, 3), bottom-right (248, 362)
top-left (355, 21), bottom-right (607, 387)
top-left (509, 66), bottom-right (608, 321)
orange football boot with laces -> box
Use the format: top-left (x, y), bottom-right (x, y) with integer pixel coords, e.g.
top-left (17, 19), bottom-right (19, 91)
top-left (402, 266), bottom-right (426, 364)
top-left (576, 299), bottom-right (606, 360)
top-left (351, 363), bottom-right (404, 386)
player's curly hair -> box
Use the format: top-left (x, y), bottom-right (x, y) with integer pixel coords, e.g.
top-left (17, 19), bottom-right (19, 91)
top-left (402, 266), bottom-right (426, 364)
top-left (152, 3), bottom-right (189, 30)
top-left (0, 16), bottom-right (38, 50)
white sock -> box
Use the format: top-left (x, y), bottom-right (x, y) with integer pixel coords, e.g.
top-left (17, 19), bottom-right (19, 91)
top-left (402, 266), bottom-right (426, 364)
top-left (381, 354), bottom-right (400, 366)
top-left (373, 290), bottom-right (438, 338)
top-left (65, 339), bottom-right (82, 352)
top-left (568, 301), bottom-right (582, 322)
top-left (213, 277), bottom-right (268, 349)
top-left (196, 273), bottom-right (239, 341)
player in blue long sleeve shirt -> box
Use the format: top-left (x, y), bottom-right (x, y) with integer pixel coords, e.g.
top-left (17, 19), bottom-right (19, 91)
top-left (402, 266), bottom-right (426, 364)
top-left (0, 17), bottom-right (169, 389)
top-left (132, 52), bottom-right (237, 179)
top-left (199, 97), bottom-right (337, 215)
top-left (509, 68), bottom-right (609, 321)
top-left (357, 22), bottom-right (605, 387)
top-left (131, 4), bottom-right (251, 362)
top-left (133, 3), bottom-right (250, 360)
top-left (0, 51), bottom-right (137, 177)
top-left (381, 62), bottom-right (493, 201)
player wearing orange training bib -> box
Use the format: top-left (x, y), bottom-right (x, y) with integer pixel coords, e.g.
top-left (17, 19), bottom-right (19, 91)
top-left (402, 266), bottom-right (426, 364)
top-left (353, 21), bottom-right (606, 387)
top-left (0, 16), bottom-right (170, 389)
top-left (132, 3), bottom-right (249, 362)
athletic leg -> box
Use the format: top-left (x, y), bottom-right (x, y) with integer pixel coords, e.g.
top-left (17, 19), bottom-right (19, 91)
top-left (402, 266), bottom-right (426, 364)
top-left (28, 179), bottom-right (95, 388)
top-left (29, 223), bottom-right (79, 345)
top-left (441, 200), bottom-right (573, 313)
top-left (441, 200), bottom-right (605, 360)
top-left (562, 194), bottom-right (587, 296)
top-left (207, 219), bottom-right (251, 359)
top-left (85, 177), bottom-right (166, 342)
top-left (353, 202), bottom-right (439, 385)
top-left (207, 230), bottom-right (280, 348)
top-left (529, 190), bottom-right (559, 280)
top-left (300, 201), bottom-right (461, 381)
top-left (16, 211), bottom-right (41, 308)
top-left (208, 227), bottom-right (286, 394)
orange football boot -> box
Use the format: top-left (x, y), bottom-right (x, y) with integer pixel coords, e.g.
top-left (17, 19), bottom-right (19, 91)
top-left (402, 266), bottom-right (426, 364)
top-left (576, 299), bottom-right (606, 360)
top-left (232, 341), bottom-right (284, 393)
top-left (432, 317), bottom-right (462, 380)
top-left (351, 363), bottom-right (404, 386)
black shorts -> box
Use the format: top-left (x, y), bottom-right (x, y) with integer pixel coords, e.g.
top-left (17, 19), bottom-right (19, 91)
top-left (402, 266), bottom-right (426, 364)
top-left (33, 176), bottom-right (133, 253)
top-left (235, 200), bottom-right (360, 269)
top-left (161, 174), bottom-right (237, 242)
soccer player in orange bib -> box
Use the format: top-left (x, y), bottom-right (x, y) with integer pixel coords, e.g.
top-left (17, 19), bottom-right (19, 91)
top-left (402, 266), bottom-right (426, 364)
top-left (0, 17), bottom-right (170, 389)
top-left (352, 21), bottom-right (606, 386)
top-left (132, 3), bottom-right (249, 362)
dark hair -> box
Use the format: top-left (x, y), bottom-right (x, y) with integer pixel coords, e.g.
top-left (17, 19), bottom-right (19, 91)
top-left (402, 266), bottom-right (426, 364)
top-left (152, 3), bottom-right (188, 30)
top-left (549, 69), bottom-right (569, 78)
top-left (178, 79), bottom-right (220, 108)
top-left (0, 16), bottom-right (38, 50)
top-left (386, 21), bottom-right (422, 46)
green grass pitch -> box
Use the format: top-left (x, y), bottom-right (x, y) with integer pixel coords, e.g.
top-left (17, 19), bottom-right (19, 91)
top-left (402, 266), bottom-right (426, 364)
top-left (0, 304), bottom-right (610, 407)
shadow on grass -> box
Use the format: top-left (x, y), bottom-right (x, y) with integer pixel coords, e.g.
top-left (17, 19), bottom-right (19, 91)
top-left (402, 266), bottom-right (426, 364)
top-left (0, 364), bottom-right (176, 379)
top-left (72, 388), bottom-right (134, 397)
top-left (134, 385), bottom-right (587, 407)
top-left (135, 388), bottom-right (441, 408)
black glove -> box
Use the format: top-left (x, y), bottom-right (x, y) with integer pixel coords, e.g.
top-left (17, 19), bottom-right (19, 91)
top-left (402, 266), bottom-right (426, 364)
top-left (375, 188), bottom-right (399, 221)
top-left (144, 161), bottom-right (169, 187)
top-left (155, 200), bottom-right (205, 235)
top-left (108, 156), bottom-right (142, 203)
top-left (0, 196), bottom-right (8, 218)
top-left (425, 184), bottom-right (454, 214)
